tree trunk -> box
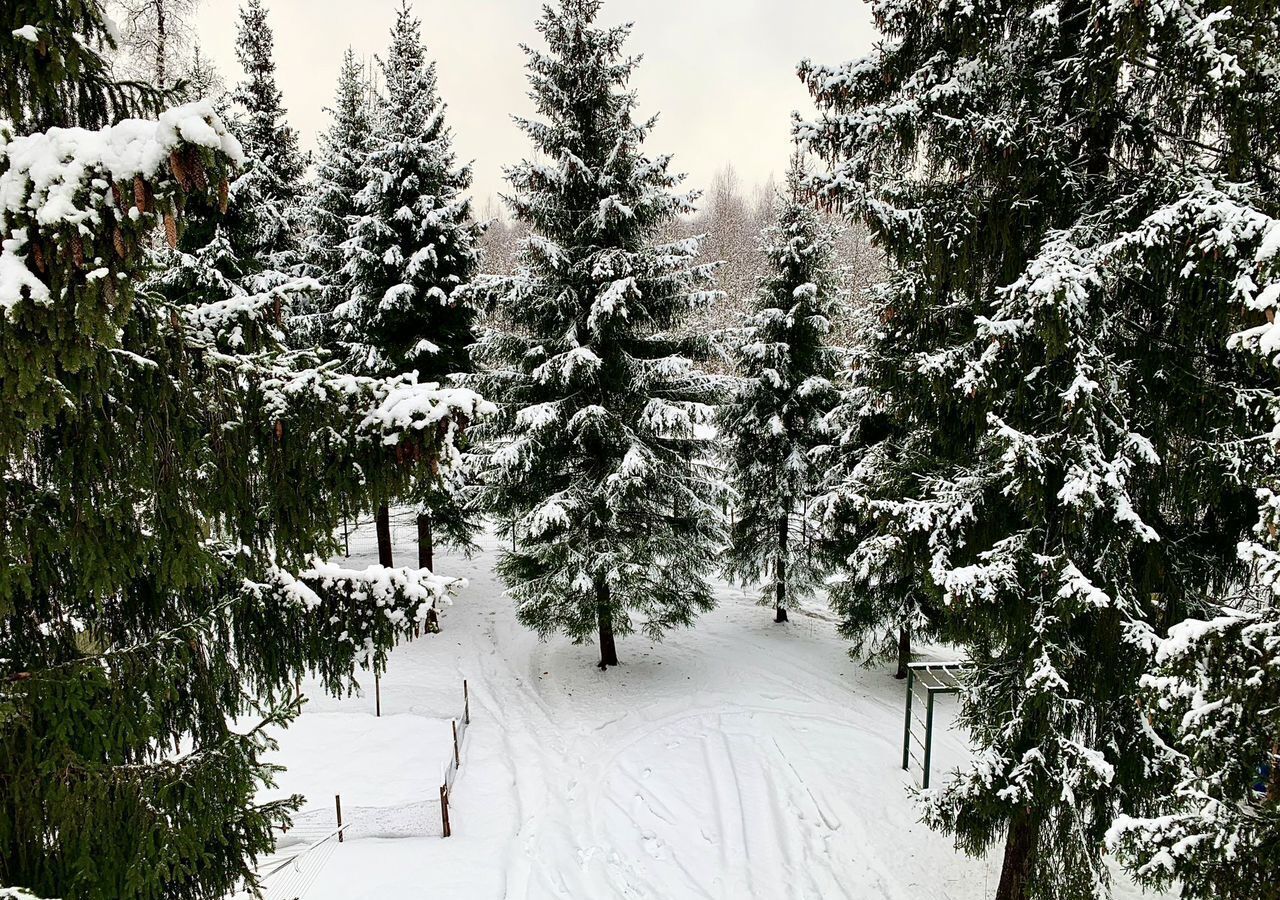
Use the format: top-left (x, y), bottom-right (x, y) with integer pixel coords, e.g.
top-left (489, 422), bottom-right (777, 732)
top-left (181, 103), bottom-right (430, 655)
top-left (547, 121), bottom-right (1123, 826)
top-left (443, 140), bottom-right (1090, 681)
top-left (775, 511), bottom-right (789, 623)
top-left (417, 512), bottom-right (433, 571)
top-left (895, 595), bottom-right (916, 679)
top-left (1268, 738), bottom-right (1279, 803)
top-left (155, 1), bottom-right (167, 88)
top-left (597, 581), bottom-right (619, 670)
top-left (376, 504), bottom-right (393, 568)
top-left (995, 811), bottom-right (1039, 900)
top-left (895, 623), bottom-right (911, 679)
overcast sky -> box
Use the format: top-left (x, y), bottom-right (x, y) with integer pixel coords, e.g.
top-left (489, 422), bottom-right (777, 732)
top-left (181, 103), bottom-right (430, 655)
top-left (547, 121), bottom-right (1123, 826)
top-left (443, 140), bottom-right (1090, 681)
top-left (191, 0), bottom-right (876, 208)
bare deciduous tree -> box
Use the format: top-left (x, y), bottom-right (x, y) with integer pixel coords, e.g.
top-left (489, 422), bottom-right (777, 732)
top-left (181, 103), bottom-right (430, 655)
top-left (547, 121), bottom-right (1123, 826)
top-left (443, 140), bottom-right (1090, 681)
top-left (110, 0), bottom-right (203, 89)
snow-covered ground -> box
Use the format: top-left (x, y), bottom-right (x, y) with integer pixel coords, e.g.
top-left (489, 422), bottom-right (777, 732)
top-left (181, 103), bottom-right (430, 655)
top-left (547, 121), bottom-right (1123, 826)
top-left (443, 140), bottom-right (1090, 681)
top-left (260, 512), bottom-right (1165, 900)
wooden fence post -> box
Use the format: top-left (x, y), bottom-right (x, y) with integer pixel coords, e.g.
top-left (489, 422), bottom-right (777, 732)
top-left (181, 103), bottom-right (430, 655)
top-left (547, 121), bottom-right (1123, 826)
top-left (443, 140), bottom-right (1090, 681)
top-left (335, 794), bottom-right (343, 843)
top-left (452, 719), bottom-right (460, 768)
top-left (439, 783), bottom-right (451, 837)
top-left (463, 679), bottom-right (470, 725)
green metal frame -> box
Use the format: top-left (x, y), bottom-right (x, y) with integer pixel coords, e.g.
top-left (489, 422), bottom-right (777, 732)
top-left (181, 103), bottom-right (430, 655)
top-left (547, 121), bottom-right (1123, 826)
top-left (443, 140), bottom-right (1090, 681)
top-left (902, 661), bottom-right (970, 789)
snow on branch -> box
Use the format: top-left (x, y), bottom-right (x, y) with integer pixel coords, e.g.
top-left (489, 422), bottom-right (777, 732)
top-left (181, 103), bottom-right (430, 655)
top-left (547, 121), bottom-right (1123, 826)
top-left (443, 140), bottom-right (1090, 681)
top-left (0, 100), bottom-right (243, 316)
top-left (303, 560), bottom-right (461, 618)
top-left (358, 373), bottom-right (495, 448)
top-left (0, 100), bottom-right (243, 226)
top-left (250, 553), bottom-right (467, 674)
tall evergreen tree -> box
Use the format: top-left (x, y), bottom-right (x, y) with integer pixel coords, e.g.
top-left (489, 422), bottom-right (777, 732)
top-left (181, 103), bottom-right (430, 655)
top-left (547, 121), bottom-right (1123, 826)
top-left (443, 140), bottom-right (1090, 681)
top-left (302, 47), bottom-right (372, 339)
top-left (800, 2), bottom-right (1278, 898)
top-left (337, 1), bottom-right (485, 569)
top-left (0, 6), bottom-right (488, 898)
top-left (232, 0), bottom-right (305, 281)
top-left (151, 0), bottom-right (307, 369)
top-left (472, 0), bottom-right (723, 669)
top-left (180, 41), bottom-right (226, 105)
top-left (808, 242), bottom-right (942, 679)
top-left (721, 158), bottom-right (842, 623)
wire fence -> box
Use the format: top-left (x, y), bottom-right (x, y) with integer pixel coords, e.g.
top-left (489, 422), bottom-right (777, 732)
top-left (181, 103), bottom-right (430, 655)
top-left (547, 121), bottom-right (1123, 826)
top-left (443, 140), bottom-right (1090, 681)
top-left (251, 823), bottom-right (346, 900)
top-left (440, 689), bottom-right (470, 837)
top-left (337, 507), bottom-right (423, 561)
top-left (289, 797), bottom-right (448, 840)
top-left (248, 678), bottom-right (472, 899)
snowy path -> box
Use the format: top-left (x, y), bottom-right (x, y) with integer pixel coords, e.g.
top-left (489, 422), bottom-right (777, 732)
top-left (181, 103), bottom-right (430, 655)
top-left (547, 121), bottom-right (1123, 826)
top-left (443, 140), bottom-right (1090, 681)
top-left (266, 516), bottom-right (1159, 900)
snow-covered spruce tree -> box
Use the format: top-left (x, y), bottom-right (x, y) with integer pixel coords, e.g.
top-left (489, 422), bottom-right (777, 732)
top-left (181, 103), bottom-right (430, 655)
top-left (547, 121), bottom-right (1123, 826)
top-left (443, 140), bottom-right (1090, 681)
top-left (1107, 204), bottom-right (1280, 898)
top-left (148, 0), bottom-right (309, 394)
top-left (0, 14), bottom-right (487, 900)
top-left (231, 0), bottom-right (305, 283)
top-left (808, 270), bottom-right (945, 679)
top-left (300, 47), bottom-right (372, 342)
top-left (180, 41), bottom-right (226, 104)
top-left (806, 221), bottom-right (943, 681)
top-left (472, 0), bottom-right (722, 669)
top-left (800, 2), bottom-right (1278, 898)
top-left (337, 1), bottom-right (485, 571)
top-left (721, 160), bottom-right (842, 623)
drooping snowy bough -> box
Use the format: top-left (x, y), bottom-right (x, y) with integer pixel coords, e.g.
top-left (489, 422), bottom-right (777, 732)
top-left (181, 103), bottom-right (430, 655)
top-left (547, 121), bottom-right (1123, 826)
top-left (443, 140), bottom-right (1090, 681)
top-left (1107, 203), bottom-right (1280, 900)
top-left (0, 101), bottom-right (489, 900)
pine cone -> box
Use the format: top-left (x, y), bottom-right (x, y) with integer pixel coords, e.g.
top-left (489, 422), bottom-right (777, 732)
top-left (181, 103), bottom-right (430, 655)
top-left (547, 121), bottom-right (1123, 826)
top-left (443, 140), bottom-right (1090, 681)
top-left (169, 150), bottom-right (192, 191)
top-left (113, 226), bottom-right (128, 259)
top-left (164, 212), bottom-right (179, 249)
top-left (134, 175), bottom-right (153, 214)
top-left (103, 276), bottom-right (116, 305)
top-left (188, 147), bottom-right (209, 191)
top-left (217, 177), bottom-right (230, 214)
top-left (70, 233), bottom-right (85, 269)
top-left (112, 182), bottom-right (127, 211)
top-left (32, 242), bottom-right (45, 273)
